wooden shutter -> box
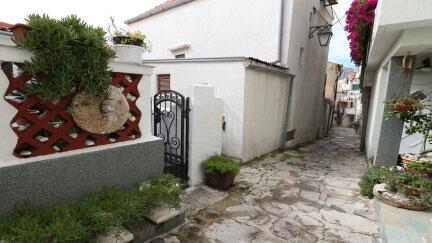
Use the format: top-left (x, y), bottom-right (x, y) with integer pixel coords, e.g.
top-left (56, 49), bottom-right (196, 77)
top-left (157, 74), bottom-right (171, 91)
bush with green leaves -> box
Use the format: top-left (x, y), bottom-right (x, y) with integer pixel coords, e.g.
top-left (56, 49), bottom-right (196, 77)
top-left (20, 14), bottom-right (116, 100)
top-left (0, 174), bottom-right (183, 243)
top-left (202, 155), bottom-right (240, 175)
top-left (358, 167), bottom-right (394, 198)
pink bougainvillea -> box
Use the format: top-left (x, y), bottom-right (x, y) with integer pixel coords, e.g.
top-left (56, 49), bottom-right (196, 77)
top-left (345, 0), bottom-right (378, 66)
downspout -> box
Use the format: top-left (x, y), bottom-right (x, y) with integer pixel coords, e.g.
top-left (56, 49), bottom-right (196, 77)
top-left (273, 0), bottom-right (285, 65)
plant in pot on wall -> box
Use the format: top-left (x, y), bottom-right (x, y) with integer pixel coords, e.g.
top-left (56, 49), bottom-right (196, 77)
top-left (108, 17), bottom-right (150, 64)
top-left (10, 23), bottom-right (32, 44)
top-left (202, 155), bottom-right (240, 190)
top-left (359, 167), bottom-right (432, 211)
top-left (384, 171), bottom-right (432, 210)
top-left (18, 14), bottom-right (115, 101)
top-left (385, 91), bottom-right (432, 178)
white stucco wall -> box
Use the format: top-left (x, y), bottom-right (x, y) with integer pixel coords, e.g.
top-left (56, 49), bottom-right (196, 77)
top-left (365, 67), bottom-right (388, 160)
top-left (284, 0), bottom-right (331, 145)
top-left (132, 0), bottom-right (333, 149)
top-left (128, 0), bottom-right (281, 62)
top-left (242, 69), bottom-right (290, 162)
top-left (144, 60), bottom-right (246, 159)
top-left (187, 84), bottom-right (222, 186)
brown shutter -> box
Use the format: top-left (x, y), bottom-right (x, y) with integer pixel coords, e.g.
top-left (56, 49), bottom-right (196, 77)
top-left (157, 74), bottom-right (171, 91)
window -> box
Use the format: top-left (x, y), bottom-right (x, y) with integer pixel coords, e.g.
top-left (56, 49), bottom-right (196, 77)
top-left (352, 84), bottom-right (361, 91)
top-left (157, 74), bottom-right (171, 91)
top-left (175, 53), bottom-right (185, 59)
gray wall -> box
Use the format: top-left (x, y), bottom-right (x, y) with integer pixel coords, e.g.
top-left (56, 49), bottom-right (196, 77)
top-left (0, 139), bottom-right (164, 216)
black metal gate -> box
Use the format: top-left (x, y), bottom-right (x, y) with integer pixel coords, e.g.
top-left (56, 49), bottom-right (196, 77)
top-left (153, 90), bottom-right (190, 184)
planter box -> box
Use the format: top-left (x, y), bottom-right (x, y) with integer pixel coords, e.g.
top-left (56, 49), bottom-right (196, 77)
top-left (113, 45), bottom-right (144, 64)
top-left (205, 171), bottom-right (235, 190)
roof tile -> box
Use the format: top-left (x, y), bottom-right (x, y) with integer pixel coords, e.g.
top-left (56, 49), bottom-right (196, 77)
top-left (0, 22), bottom-right (14, 32)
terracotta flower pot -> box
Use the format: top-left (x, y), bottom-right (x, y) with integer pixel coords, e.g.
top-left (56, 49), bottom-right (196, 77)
top-left (397, 182), bottom-right (423, 197)
top-left (205, 171), bottom-right (235, 190)
top-left (402, 156), bottom-right (432, 179)
top-left (10, 24), bottom-right (31, 44)
top-left (402, 157), bottom-right (418, 173)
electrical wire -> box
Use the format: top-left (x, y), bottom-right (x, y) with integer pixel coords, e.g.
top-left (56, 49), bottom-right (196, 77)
top-left (313, 7), bottom-right (330, 25)
top-left (331, 6), bottom-right (348, 37)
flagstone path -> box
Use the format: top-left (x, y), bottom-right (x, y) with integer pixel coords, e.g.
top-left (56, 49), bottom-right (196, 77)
top-left (156, 127), bottom-right (380, 243)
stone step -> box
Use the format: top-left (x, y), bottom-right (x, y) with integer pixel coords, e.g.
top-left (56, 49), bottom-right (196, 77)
top-left (127, 211), bottom-right (185, 243)
top-left (93, 226), bottom-right (134, 243)
top-left (145, 206), bottom-right (184, 224)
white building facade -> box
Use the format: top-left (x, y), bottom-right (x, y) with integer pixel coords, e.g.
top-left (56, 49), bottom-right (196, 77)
top-left (126, 0), bottom-right (334, 162)
top-left (362, 0), bottom-right (432, 165)
top-left (336, 68), bottom-right (362, 127)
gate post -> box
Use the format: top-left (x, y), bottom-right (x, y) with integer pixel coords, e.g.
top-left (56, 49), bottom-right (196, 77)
top-left (187, 84), bottom-right (223, 186)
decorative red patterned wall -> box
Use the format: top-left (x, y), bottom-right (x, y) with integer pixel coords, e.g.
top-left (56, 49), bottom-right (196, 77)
top-left (2, 63), bottom-right (142, 158)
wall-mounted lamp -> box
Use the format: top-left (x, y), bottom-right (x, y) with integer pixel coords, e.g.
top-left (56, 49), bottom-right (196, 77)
top-left (309, 25), bottom-right (333, 47)
top-left (417, 58), bottom-right (432, 72)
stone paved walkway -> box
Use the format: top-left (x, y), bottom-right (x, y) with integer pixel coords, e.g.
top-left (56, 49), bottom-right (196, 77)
top-left (158, 128), bottom-right (380, 243)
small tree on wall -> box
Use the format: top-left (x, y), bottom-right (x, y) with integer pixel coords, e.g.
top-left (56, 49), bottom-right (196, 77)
top-left (18, 14), bottom-right (116, 100)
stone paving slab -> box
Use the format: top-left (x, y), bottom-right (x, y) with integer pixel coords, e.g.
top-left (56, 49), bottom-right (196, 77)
top-left (377, 200), bottom-right (432, 243)
top-left (152, 128), bottom-right (380, 243)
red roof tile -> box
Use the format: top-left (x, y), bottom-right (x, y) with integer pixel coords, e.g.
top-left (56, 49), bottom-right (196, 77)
top-left (125, 0), bottom-right (195, 24)
top-left (0, 22), bottom-right (13, 32)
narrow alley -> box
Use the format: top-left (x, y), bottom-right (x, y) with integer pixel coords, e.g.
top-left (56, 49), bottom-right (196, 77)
top-left (161, 127), bottom-right (379, 243)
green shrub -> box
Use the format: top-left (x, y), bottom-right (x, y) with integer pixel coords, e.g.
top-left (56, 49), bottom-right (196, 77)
top-left (359, 167), bottom-right (394, 198)
top-left (202, 155), bottom-right (240, 175)
top-left (0, 174), bottom-right (183, 243)
top-left (20, 14), bottom-right (116, 100)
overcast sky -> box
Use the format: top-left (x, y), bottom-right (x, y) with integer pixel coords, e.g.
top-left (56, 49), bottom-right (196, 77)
top-left (328, 0), bottom-right (354, 67)
top-left (2, 0), bottom-right (353, 67)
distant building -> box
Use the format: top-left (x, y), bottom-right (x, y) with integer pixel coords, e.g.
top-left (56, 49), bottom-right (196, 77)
top-left (323, 62), bottom-right (342, 134)
top-left (335, 68), bottom-right (362, 127)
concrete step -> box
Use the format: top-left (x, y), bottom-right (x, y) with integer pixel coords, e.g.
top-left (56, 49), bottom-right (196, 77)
top-left (127, 210), bottom-right (185, 242)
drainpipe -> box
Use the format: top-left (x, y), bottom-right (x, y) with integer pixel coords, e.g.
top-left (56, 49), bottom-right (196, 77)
top-left (273, 0), bottom-right (285, 65)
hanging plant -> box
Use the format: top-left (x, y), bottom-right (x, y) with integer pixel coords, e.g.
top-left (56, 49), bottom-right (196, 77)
top-left (19, 14), bottom-right (116, 100)
top-left (345, 0), bottom-right (378, 66)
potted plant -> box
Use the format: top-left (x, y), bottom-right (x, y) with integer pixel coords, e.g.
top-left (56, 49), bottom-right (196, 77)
top-left (386, 93), bottom-right (432, 176)
top-left (10, 23), bottom-right (31, 44)
top-left (385, 96), bottom-right (423, 113)
top-left (402, 154), bottom-right (432, 179)
top-left (108, 17), bottom-right (150, 64)
top-left (384, 171), bottom-right (432, 209)
top-left (202, 155), bottom-right (240, 190)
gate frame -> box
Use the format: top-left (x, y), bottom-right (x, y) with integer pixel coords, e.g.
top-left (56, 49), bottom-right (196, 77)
top-left (152, 90), bottom-right (190, 184)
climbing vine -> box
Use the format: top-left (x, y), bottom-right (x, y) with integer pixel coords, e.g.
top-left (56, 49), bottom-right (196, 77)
top-left (345, 0), bottom-right (378, 66)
